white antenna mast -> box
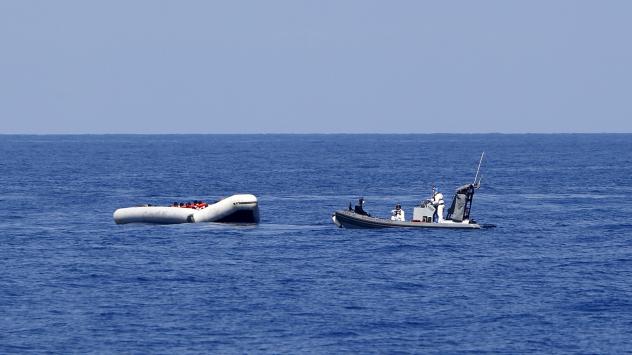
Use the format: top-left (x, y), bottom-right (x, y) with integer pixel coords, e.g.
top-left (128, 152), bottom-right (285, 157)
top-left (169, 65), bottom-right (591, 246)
top-left (473, 152), bottom-right (485, 185)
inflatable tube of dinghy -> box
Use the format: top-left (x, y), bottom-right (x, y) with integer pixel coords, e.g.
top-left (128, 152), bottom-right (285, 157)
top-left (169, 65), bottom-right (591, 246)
top-left (192, 194), bottom-right (259, 223)
top-left (113, 206), bottom-right (193, 225)
top-left (113, 194), bottom-right (259, 224)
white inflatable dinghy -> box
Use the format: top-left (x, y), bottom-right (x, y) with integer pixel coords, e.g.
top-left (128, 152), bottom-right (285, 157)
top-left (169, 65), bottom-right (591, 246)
top-left (113, 194), bottom-right (259, 224)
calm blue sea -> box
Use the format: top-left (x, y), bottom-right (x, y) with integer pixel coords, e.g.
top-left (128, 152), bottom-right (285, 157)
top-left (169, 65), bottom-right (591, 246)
top-left (1, 134), bottom-right (632, 353)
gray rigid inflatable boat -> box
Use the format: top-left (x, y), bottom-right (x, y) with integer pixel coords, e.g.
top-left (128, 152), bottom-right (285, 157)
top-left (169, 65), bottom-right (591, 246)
top-left (332, 153), bottom-right (493, 230)
top-left (332, 182), bottom-right (490, 230)
top-left (332, 209), bottom-right (481, 229)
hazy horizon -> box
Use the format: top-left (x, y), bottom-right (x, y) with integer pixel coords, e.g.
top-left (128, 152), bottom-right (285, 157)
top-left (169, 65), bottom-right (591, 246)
top-left (2, 132), bottom-right (630, 136)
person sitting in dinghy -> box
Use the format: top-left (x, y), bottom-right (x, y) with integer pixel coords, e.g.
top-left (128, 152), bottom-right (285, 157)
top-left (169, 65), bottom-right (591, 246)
top-left (391, 204), bottom-right (405, 221)
top-left (354, 197), bottom-right (370, 216)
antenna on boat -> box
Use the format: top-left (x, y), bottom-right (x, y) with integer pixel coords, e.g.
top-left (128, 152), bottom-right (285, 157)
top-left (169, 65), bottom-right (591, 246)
top-left (473, 152), bottom-right (484, 187)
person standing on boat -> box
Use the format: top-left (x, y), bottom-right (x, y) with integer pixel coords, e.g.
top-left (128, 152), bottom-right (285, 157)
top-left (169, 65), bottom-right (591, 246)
top-left (432, 187), bottom-right (445, 223)
top-left (391, 204), bottom-right (405, 221)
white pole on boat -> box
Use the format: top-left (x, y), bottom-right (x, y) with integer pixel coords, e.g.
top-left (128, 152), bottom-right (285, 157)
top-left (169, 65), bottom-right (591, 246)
top-left (473, 152), bottom-right (484, 185)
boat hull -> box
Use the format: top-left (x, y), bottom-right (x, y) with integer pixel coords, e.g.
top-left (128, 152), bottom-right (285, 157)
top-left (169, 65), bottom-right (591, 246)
top-left (332, 210), bottom-right (480, 229)
top-left (113, 194), bottom-right (259, 225)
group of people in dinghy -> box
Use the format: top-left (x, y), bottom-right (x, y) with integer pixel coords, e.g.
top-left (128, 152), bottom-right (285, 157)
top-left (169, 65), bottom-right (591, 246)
top-left (171, 200), bottom-right (209, 209)
top-left (351, 187), bottom-right (446, 223)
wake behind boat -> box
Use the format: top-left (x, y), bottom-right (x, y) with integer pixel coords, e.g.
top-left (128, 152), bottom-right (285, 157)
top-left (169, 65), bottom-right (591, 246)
top-left (113, 194), bottom-right (259, 224)
top-left (332, 154), bottom-right (492, 229)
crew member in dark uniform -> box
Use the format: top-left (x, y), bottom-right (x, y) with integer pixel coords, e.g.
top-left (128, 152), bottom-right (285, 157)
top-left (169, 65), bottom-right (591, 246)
top-left (354, 197), bottom-right (370, 216)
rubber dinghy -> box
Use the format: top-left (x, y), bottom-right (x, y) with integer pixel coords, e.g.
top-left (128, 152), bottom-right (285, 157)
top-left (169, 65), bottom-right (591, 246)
top-left (113, 194), bottom-right (259, 225)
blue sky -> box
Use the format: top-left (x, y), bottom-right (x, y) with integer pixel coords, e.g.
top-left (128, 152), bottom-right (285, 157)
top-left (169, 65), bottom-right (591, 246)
top-left (1, 1), bottom-right (630, 133)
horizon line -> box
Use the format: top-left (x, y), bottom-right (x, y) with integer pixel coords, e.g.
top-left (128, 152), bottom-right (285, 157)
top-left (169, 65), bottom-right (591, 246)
top-left (0, 132), bottom-right (630, 135)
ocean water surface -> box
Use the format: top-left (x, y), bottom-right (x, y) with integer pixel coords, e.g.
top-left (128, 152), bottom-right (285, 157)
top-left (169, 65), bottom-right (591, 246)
top-left (1, 134), bottom-right (632, 353)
